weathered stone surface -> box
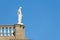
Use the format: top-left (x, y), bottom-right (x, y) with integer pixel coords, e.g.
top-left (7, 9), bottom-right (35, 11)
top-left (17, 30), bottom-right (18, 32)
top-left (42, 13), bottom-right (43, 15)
top-left (0, 24), bottom-right (25, 40)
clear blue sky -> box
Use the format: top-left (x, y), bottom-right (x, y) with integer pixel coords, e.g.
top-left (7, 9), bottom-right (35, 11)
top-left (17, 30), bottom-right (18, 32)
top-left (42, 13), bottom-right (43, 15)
top-left (0, 0), bottom-right (60, 40)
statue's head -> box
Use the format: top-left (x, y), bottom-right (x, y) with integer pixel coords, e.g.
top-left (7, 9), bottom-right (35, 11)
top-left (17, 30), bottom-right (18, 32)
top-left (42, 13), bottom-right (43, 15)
top-left (18, 6), bottom-right (22, 15)
top-left (19, 7), bottom-right (22, 9)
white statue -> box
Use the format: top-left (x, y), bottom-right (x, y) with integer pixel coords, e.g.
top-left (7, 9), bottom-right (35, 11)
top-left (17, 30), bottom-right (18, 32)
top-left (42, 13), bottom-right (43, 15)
top-left (17, 7), bottom-right (23, 25)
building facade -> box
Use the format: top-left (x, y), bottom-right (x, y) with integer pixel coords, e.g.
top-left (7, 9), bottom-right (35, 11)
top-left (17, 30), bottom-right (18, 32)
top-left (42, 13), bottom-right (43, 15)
top-left (0, 24), bottom-right (25, 40)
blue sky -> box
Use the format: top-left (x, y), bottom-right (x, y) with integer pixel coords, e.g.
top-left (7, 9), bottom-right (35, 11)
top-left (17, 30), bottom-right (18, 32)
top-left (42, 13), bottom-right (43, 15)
top-left (0, 0), bottom-right (60, 40)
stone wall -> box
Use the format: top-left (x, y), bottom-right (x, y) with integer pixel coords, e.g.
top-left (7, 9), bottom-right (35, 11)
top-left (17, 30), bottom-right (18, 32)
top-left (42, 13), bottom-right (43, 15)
top-left (0, 24), bottom-right (25, 40)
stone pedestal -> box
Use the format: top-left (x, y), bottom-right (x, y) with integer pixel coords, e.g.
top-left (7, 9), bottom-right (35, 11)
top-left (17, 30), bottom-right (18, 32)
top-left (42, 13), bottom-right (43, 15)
top-left (14, 24), bottom-right (25, 40)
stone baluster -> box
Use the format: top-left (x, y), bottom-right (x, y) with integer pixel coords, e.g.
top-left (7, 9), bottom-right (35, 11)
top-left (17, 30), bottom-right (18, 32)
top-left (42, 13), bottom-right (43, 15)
top-left (1, 27), bottom-right (2, 36)
top-left (0, 27), bottom-right (1, 36)
top-left (12, 27), bottom-right (13, 36)
top-left (8, 27), bottom-right (10, 36)
top-left (4, 27), bottom-right (6, 36)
